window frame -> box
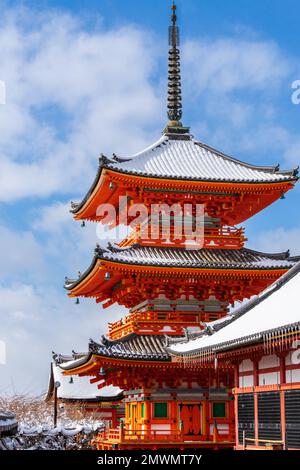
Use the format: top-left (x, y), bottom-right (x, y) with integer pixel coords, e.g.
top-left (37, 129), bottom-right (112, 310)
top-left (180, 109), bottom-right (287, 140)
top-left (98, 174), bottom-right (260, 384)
top-left (212, 401), bottom-right (227, 419)
top-left (153, 402), bottom-right (168, 419)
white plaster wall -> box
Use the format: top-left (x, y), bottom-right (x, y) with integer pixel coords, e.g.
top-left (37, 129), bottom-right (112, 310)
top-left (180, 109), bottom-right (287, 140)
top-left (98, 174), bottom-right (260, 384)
top-left (239, 359), bottom-right (253, 373)
top-left (259, 354), bottom-right (279, 369)
top-left (210, 424), bottom-right (229, 435)
top-left (239, 375), bottom-right (254, 388)
top-left (259, 372), bottom-right (279, 386)
top-left (291, 368), bottom-right (300, 383)
top-left (151, 424), bottom-right (171, 435)
top-left (286, 352), bottom-right (292, 366)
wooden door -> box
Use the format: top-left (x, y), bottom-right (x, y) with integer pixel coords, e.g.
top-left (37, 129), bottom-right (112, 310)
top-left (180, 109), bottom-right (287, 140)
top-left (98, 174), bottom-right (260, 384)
top-left (131, 404), bottom-right (137, 428)
top-left (179, 403), bottom-right (202, 436)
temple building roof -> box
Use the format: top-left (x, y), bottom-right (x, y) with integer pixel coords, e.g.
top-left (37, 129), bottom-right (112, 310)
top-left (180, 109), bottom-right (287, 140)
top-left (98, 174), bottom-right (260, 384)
top-left (58, 261), bottom-right (300, 374)
top-left (59, 335), bottom-right (170, 371)
top-left (46, 353), bottom-right (123, 401)
top-left (94, 244), bottom-right (297, 268)
top-left (99, 136), bottom-right (298, 183)
top-left (65, 244), bottom-right (299, 290)
top-left (71, 136), bottom-right (298, 215)
top-left (168, 260), bottom-right (300, 357)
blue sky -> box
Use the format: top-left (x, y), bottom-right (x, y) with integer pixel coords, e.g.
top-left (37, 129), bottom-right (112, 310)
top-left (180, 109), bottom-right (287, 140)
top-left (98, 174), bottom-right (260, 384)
top-left (1, 0), bottom-right (300, 394)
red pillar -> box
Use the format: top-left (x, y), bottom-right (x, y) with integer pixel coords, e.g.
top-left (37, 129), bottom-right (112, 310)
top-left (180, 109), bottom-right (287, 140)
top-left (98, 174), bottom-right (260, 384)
top-left (234, 391), bottom-right (239, 449)
top-left (234, 363), bottom-right (239, 389)
top-left (111, 407), bottom-right (118, 428)
top-left (280, 390), bottom-right (286, 449)
top-left (253, 360), bottom-right (259, 446)
top-left (204, 397), bottom-right (210, 441)
top-left (279, 354), bottom-right (286, 385)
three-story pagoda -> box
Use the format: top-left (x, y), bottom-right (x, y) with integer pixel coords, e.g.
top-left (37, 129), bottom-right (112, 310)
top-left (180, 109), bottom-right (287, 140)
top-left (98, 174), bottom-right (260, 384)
top-left (58, 3), bottom-right (299, 449)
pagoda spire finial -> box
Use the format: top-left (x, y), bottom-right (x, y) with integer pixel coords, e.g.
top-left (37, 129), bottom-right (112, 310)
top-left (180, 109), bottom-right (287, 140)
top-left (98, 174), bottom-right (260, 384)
top-left (164, 2), bottom-right (190, 139)
top-left (167, 1), bottom-right (182, 125)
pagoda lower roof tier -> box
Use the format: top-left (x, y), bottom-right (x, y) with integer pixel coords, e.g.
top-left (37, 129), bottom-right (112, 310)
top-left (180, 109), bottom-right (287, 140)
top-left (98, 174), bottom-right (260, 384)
top-left (94, 243), bottom-right (297, 268)
top-left (90, 335), bottom-right (169, 361)
top-left (65, 244), bottom-right (299, 308)
top-left (70, 135), bottom-right (298, 225)
top-left (59, 335), bottom-right (172, 384)
top-left (59, 334), bottom-right (231, 390)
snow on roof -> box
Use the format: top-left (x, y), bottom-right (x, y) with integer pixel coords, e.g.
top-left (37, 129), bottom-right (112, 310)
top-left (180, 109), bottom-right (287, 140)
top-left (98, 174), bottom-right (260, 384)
top-left (105, 135), bottom-right (297, 183)
top-left (169, 262), bottom-right (300, 355)
top-left (52, 363), bottom-right (122, 400)
top-left (94, 245), bottom-right (296, 269)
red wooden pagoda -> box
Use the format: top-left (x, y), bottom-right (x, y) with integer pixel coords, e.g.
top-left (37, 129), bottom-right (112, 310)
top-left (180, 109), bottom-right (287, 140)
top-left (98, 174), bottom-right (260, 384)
top-left (59, 3), bottom-right (299, 449)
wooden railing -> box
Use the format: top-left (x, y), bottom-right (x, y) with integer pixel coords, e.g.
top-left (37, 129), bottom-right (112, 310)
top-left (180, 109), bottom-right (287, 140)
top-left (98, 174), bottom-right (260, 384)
top-left (95, 422), bottom-right (234, 445)
top-left (119, 225), bottom-right (246, 249)
top-left (108, 310), bottom-right (203, 340)
top-left (241, 435), bottom-right (284, 450)
top-left (97, 427), bottom-right (184, 443)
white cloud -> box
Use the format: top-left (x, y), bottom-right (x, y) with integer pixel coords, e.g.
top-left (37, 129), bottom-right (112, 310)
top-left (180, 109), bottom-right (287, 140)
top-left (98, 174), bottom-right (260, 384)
top-left (253, 226), bottom-right (300, 255)
top-left (0, 6), bottom-right (163, 202)
top-left (0, 282), bottom-right (124, 395)
top-left (31, 200), bottom-right (98, 275)
top-left (0, 225), bottom-right (46, 282)
top-left (0, 7), bottom-right (299, 202)
top-left (183, 38), bottom-right (291, 95)
top-left (182, 37), bottom-right (300, 167)
top-left (284, 138), bottom-right (300, 167)
top-left (32, 201), bottom-right (71, 234)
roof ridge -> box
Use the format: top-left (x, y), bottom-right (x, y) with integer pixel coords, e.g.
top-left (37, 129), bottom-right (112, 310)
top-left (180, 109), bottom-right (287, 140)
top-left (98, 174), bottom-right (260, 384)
top-left (114, 135), bottom-right (168, 163)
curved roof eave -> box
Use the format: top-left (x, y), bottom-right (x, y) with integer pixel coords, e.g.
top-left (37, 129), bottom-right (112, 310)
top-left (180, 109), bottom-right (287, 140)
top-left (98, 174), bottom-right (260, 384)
top-left (70, 137), bottom-right (299, 215)
top-left (64, 245), bottom-right (298, 291)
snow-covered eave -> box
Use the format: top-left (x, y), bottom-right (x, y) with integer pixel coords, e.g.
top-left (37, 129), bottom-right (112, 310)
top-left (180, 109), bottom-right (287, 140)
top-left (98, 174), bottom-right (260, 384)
top-left (70, 162), bottom-right (104, 215)
top-left (168, 321), bottom-right (300, 359)
top-left (104, 135), bottom-right (299, 180)
top-left (64, 255), bottom-right (99, 290)
top-left (71, 164), bottom-right (298, 217)
top-left (58, 353), bottom-right (93, 371)
top-left (48, 359), bottom-right (124, 401)
top-left (69, 133), bottom-right (299, 216)
top-left (64, 244), bottom-right (299, 292)
top-left (193, 140), bottom-right (298, 175)
top-left (69, 136), bottom-right (167, 215)
top-left (102, 164), bottom-right (298, 185)
top-left (57, 393), bottom-right (124, 403)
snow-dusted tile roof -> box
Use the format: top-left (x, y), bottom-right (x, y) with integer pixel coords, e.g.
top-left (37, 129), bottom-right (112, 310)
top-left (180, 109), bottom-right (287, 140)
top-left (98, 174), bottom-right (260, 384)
top-left (95, 244), bottom-right (295, 269)
top-left (58, 335), bottom-right (170, 371)
top-left (88, 334), bottom-right (169, 361)
top-left (64, 244), bottom-right (298, 292)
top-left (51, 363), bottom-right (122, 401)
top-left (104, 135), bottom-right (297, 183)
top-left (169, 261), bottom-right (300, 355)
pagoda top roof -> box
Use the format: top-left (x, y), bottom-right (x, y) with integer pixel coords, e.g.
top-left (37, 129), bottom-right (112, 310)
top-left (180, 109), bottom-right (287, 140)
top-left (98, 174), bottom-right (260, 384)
top-left (168, 260), bottom-right (300, 357)
top-left (69, 0), bottom-right (299, 215)
top-left (104, 135), bottom-right (298, 183)
top-left (71, 135), bottom-right (298, 215)
top-left (65, 244), bottom-right (299, 290)
top-left (59, 335), bottom-right (170, 371)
